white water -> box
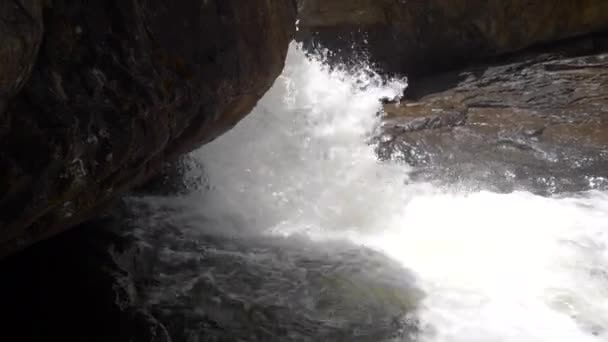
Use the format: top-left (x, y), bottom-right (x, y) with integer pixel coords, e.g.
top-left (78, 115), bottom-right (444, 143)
top-left (190, 44), bottom-right (608, 341)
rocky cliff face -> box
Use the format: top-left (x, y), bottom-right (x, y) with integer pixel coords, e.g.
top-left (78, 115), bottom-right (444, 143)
top-left (0, 0), bottom-right (296, 258)
top-left (296, 0), bottom-right (608, 76)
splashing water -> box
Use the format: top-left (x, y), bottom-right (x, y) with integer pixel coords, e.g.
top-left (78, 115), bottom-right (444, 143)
top-left (186, 44), bottom-right (608, 341)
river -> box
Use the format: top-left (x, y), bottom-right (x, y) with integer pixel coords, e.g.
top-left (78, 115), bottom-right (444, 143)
top-left (125, 44), bottom-right (608, 341)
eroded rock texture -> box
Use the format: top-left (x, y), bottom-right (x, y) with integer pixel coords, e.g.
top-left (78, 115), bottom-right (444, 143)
top-left (377, 42), bottom-right (608, 194)
top-left (0, 0), bottom-right (297, 257)
top-left (297, 0), bottom-right (608, 76)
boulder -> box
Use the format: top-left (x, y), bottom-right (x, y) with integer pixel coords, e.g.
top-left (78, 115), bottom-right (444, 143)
top-left (0, 0), bottom-right (297, 258)
top-left (296, 0), bottom-right (608, 76)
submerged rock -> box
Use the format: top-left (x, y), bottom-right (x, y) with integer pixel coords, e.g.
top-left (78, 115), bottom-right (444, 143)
top-left (0, 0), bottom-right (297, 257)
top-left (0, 195), bottom-right (423, 341)
top-left (296, 0), bottom-right (608, 76)
top-left (0, 211), bottom-right (171, 342)
top-left (377, 42), bottom-right (608, 195)
top-left (123, 196), bottom-right (423, 342)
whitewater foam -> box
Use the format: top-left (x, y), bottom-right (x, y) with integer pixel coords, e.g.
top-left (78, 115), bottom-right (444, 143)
top-left (188, 44), bottom-right (608, 341)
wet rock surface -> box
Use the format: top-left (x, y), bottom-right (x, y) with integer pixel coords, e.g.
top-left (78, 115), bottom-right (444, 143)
top-left (0, 0), bottom-right (296, 258)
top-left (296, 0), bottom-right (608, 77)
top-left (377, 48), bottom-right (608, 195)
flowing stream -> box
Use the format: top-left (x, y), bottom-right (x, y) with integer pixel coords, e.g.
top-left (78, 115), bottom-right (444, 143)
top-left (130, 44), bottom-right (608, 341)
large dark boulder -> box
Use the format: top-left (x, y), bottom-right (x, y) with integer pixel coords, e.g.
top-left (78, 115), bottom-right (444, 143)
top-left (0, 0), bottom-right (297, 258)
top-left (296, 0), bottom-right (608, 76)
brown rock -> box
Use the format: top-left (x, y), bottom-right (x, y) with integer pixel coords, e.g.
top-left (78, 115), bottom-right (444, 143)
top-left (0, 0), bottom-right (297, 258)
top-left (296, 0), bottom-right (608, 76)
top-left (377, 47), bottom-right (608, 194)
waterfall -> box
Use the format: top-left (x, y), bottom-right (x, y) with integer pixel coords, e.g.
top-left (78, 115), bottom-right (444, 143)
top-left (135, 43), bottom-right (608, 341)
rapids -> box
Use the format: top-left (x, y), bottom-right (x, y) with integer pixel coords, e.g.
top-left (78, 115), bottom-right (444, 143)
top-left (131, 44), bottom-right (608, 341)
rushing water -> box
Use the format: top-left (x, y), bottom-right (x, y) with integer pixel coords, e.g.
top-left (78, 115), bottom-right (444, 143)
top-left (130, 44), bottom-right (608, 341)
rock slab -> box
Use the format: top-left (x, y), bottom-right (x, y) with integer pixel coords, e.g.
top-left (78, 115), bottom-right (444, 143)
top-left (378, 42), bottom-right (608, 194)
